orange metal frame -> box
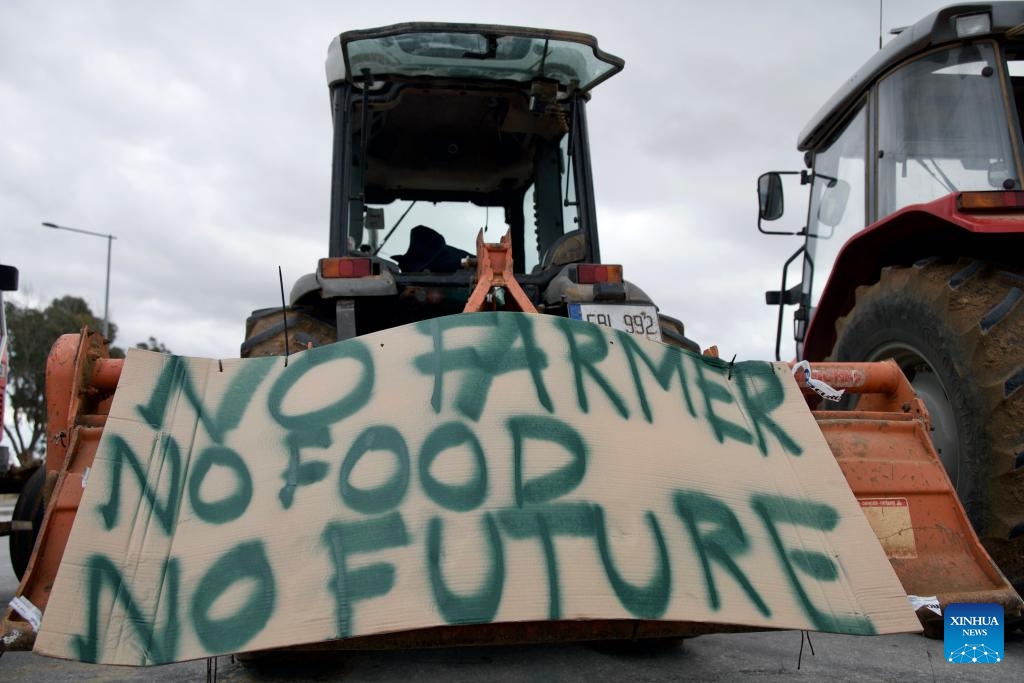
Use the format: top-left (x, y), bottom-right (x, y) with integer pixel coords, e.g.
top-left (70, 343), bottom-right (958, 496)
top-left (1, 331), bottom-right (122, 649)
top-left (462, 229), bottom-right (537, 313)
top-left (794, 360), bottom-right (1022, 630)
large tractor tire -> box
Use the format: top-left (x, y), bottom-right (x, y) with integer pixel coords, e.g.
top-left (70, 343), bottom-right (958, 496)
top-left (241, 307), bottom-right (336, 358)
top-left (830, 259), bottom-right (1024, 590)
top-left (9, 466), bottom-right (46, 581)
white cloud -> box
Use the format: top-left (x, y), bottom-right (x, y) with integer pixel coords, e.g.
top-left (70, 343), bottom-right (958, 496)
top-left (0, 0), bottom-right (954, 362)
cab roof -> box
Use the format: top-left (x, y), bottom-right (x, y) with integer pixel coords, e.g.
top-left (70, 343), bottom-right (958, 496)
top-left (325, 22), bottom-right (624, 93)
top-left (799, 2), bottom-right (1024, 151)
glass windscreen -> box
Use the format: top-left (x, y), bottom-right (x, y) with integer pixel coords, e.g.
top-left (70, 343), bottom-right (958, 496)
top-left (361, 133), bottom-right (580, 275)
top-left (805, 106), bottom-right (868, 307)
top-left (876, 42), bottom-right (1017, 215)
top-left (368, 202), bottom-right (507, 267)
top-left (344, 30), bottom-right (620, 91)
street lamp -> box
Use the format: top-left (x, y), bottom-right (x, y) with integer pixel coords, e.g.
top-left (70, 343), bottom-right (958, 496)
top-left (41, 222), bottom-right (117, 339)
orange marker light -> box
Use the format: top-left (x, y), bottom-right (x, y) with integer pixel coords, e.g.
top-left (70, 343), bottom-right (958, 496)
top-left (958, 191), bottom-right (1024, 211)
top-left (320, 257), bottom-right (372, 278)
top-left (576, 264), bottom-right (623, 284)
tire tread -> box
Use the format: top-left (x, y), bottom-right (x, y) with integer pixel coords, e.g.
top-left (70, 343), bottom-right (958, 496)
top-left (831, 258), bottom-right (1024, 590)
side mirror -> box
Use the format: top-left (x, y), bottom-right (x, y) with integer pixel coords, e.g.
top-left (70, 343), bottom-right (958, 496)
top-left (758, 172), bottom-right (784, 221)
top-left (757, 170), bottom-right (805, 236)
top-left (0, 264), bottom-right (18, 292)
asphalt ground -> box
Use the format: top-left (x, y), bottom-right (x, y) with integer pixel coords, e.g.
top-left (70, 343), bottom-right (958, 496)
top-left (1, 627), bottom-right (1022, 682)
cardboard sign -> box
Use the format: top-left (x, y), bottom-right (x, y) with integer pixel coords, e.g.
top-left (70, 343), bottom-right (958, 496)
top-left (36, 313), bottom-right (920, 665)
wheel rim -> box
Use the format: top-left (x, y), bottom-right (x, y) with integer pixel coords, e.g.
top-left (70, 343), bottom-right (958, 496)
top-left (869, 342), bottom-right (961, 487)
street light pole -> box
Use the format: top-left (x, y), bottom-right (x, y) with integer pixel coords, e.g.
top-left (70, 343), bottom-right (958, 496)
top-left (41, 222), bottom-right (117, 339)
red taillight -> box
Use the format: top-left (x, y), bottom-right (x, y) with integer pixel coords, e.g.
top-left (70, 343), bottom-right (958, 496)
top-left (320, 257), bottom-right (372, 278)
top-left (957, 191), bottom-right (1024, 211)
top-left (576, 264), bottom-right (623, 285)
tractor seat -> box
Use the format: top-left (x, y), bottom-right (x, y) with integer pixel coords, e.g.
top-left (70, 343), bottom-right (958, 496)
top-left (393, 225), bottom-right (472, 273)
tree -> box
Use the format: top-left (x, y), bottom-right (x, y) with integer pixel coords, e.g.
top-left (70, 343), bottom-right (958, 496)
top-left (3, 296), bottom-right (116, 467)
top-left (135, 336), bottom-right (172, 354)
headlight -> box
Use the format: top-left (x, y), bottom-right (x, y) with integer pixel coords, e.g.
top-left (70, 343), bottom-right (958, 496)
top-left (956, 12), bottom-right (991, 38)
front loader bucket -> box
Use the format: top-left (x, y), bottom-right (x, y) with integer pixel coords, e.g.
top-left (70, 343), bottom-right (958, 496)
top-left (1, 330), bottom-right (120, 649)
top-left (796, 361), bottom-right (1023, 634)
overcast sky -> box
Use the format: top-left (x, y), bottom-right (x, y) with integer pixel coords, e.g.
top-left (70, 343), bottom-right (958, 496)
top-left (1, 0), bottom-right (953, 362)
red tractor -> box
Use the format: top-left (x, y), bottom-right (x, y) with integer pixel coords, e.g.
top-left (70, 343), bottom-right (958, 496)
top-left (758, 3), bottom-right (1024, 590)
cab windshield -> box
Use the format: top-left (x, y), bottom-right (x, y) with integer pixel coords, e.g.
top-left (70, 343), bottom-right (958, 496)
top-left (341, 27), bottom-right (622, 92)
top-left (875, 42), bottom-right (1019, 216)
top-left (331, 26), bottom-right (620, 275)
top-left (368, 131), bottom-right (580, 274)
top-left (804, 41), bottom-right (1023, 310)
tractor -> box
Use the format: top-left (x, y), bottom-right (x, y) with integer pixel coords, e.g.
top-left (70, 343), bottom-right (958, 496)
top-left (2, 21), bottom-right (1021, 664)
top-left (758, 2), bottom-right (1024, 591)
top-left (239, 23), bottom-right (697, 357)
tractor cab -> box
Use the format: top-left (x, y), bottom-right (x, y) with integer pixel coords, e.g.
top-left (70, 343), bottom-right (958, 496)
top-left (757, 3), bottom-right (1024, 360)
top-left (247, 23), bottom-right (668, 350)
top-left (754, 4), bottom-right (1024, 591)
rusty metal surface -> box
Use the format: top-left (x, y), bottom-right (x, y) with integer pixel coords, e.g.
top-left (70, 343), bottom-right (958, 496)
top-left (794, 362), bottom-right (1022, 616)
top-left (2, 330), bottom-right (117, 650)
top-left (793, 360), bottom-right (921, 413)
top-left (815, 400), bottom-right (1022, 617)
top-left (41, 333), bottom-right (82, 479)
top-left (797, 361), bottom-right (903, 392)
top-left (1, 429), bottom-right (102, 650)
top-left (463, 230), bottom-right (537, 313)
top-left (90, 358), bottom-right (123, 391)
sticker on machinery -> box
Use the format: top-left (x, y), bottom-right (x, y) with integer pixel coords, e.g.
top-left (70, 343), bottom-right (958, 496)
top-left (858, 498), bottom-right (918, 559)
top-left (37, 312), bottom-right (920, 665)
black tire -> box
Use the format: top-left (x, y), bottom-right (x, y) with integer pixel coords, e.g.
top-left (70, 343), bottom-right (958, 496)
top-left (241, 307), bottom-right (336, 358)
top-left (9, 466), bottom-right (46, 581)
top-left (830, 259), bottom-right (1024, 589)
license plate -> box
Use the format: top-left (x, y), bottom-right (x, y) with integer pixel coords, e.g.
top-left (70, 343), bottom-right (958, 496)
top-left (568, 303), bottom-right (662, 342)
